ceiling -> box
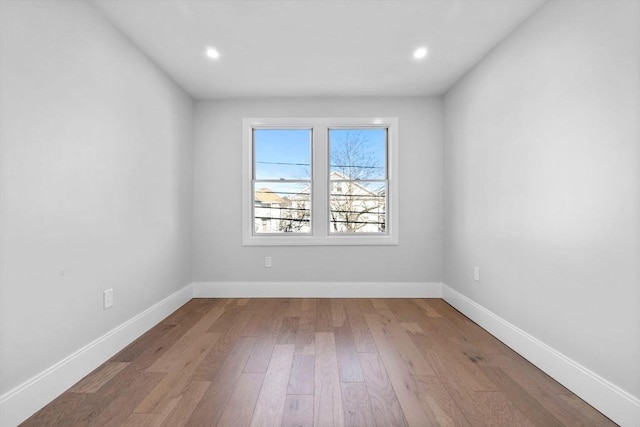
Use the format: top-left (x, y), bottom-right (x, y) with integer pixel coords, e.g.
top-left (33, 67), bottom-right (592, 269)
top-left (92, 0), bottom-right (546, 99)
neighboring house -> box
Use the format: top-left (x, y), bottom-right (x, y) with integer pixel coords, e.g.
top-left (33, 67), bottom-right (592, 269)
top-left (283, 172), bottom-right (386, 233)
top-left (254, 187), bottom-right (286, 233)
top-left (285, 189), bottom-right (312, 233)
top-left (327, 171), bottom-right (386, 233)
top-left (255, 178), bottom-right (385, 234)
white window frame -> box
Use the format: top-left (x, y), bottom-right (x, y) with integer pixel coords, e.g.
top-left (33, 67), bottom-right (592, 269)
top-left (242, 117), bottom-right (399, 246)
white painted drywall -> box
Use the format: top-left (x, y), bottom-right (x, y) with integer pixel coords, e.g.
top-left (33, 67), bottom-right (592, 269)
top-left (193, 97), bottom-right (442, 283)
top-left (444, 0), bottom-right (639, 399)
top-left (0, 0), bottom-right (193, 395)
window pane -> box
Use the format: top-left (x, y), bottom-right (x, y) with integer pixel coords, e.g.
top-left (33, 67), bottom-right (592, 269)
top-left (330, 181), bottom-right (386, 233)
top-left (254, 182), bottom-right (311, 234)
top-left (329, 129), bottom-right (386, 180)
top-left (254, 129), bottom-right (311, 180)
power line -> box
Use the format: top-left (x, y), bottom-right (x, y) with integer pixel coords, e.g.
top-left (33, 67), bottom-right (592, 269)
top-left (256, 161), bottom-right (383, 169)
top-left (330, 219), bottom-right (385, 225)
top-left (330, 193), bottom-right (385, 199)
top-left (255, 190), bottom-right (309, 197)
top-left (330, 165), bottom-right (383, 169)
top-left (254, 191), bottom-right (385, 199)
top-left (255, 217), bottom-right (385, 226)
top-left (254, 205), bottom-right (310, 213)
top-left (256, 161), bottom-right (309, 166)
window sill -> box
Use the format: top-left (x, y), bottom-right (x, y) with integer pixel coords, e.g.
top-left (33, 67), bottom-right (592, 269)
top-left (242, 234), bottom-right (399, 246)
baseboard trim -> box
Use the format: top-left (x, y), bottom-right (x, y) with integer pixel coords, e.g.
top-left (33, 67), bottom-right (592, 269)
top-left (193, 281), bottom-right (443, 298)
top-left (442, 284), bottom-right (640, 427)
top-left (0, 284), bottom-right (194, 427)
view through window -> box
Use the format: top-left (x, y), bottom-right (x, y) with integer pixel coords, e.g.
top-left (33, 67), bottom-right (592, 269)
top-left (329, 128), bottom-right (387, 233)
top-left (253, 129), bottom-right (312, 234)
top-left (243, 117), bottom-right (398, 246)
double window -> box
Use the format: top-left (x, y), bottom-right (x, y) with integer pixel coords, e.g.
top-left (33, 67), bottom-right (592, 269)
top-left (242, 118), bottom-right (398, 245)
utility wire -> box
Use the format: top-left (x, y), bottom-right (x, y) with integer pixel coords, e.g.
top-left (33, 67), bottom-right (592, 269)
top-left (257, 161), bottom-right (383, 169)
top-left (255, 191), bottom-right (385, 199)
top-left (255, 217), bottom-right (385, 226)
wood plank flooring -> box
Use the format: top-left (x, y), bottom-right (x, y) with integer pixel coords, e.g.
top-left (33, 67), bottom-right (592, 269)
top-left (22, 298), bottom-right (617, 426)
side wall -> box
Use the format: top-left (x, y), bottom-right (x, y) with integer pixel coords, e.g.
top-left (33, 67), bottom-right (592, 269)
top-left (0, 0), bottom-right (193, 398)
top-left (444, 0), bottom-right (639, 405)
top-left (193, 97), bottom-right (442, 284)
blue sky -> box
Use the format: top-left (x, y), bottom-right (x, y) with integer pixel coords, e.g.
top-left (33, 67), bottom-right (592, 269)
top-left (254, 128), bottom-right (386, 181)
top-left (254, 129), bottom-right (311, 180)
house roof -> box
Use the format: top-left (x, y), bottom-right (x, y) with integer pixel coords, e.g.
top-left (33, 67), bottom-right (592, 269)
top-left (255, 188), bottom-right (285, 204)
top-left (329, 172), bottom-right (381, 196)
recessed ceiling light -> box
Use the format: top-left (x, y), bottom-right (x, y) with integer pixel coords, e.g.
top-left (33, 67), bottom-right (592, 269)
top-left (205, 46), bottom-right (220, 60)
top-left (413, 46), bottom-right (428, 60)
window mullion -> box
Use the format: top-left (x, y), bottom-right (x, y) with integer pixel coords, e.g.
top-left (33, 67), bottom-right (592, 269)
top-left (313, 125), bottom-right (328, 237)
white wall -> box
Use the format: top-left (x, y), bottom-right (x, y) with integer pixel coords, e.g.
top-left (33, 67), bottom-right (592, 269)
top-left (444, 0), bottom-right (639, 402)
top-left (193, 97), bottom-right (442, 283)
top-left (0, 0), bottom-right (193, 396)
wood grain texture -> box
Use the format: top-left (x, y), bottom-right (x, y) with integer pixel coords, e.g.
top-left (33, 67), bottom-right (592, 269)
top-left (160, 381), bottom-right (211, 427)
top-left (20, 391), bottom-right (88, 426)
top-left (244, 300), bottom-right (288, 373)
top-left (314, 332), bottom-right (345, 427)
top-left (136, 332), bottom-right (221, 413)
top-left (480, 366), bottom-right (565, 427)
top-left (331, 298), bottom-right (348, 327)
top-left (288, 353), bottom-right (315, 395)
top-left (294, 310), bottom-right (316, 355)
top-left (414, 375), bottom-right (471, 427)
top-left (250, 344), bottom-right (295, 426)
top-left (334, 326), bottom-right (365, 382)
top-left (277, 316), bottom-right (300, 345)
top-left (192, 309), bottom-right (255, 381)
top-left (365, 313), bottom-right (439, 426)
top-left (83, 371), bottom-right (166, 427)
top-left (301, 298), bottom-right (316, 312)
top-left (316, 298), bottom-right (333, 333)
top-left (68, 361), bottom-right (129, 394)
top-left (412, 298), bottom-right (442, 318)
top-left (341, 382), bottom-right (376, 427)
top-left (471, 391), bottom-right (535, 427)
top-left (282, 394), bottom-right (314, 427)
top-left (217, 373), bottom-right (264, 427)
top-left (370, 299), bottom-right (389, 310)
top-left (23, 298), bottom-right (616, 427)
top-left (376, 309), bottom-right (435, 376)
top-left (110, 323), bottom-right (176, 363)
top-left (358, 352), bottom-right (408, 427)
top-left (185, 336), bottom-right (257, 426)
top-left (124, 396), bottom-right (179, 427)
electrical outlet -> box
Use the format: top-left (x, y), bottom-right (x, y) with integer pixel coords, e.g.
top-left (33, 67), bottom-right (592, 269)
top-left (473, 267), bottom-right (480, 282)
top-left (265, 256), bottom-right (272, 268)
top-left (104, 288), bottom-right (114, 309)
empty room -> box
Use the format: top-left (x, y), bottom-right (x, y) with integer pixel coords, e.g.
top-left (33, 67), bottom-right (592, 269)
top-left (1, 0), bottom-right (638, 426)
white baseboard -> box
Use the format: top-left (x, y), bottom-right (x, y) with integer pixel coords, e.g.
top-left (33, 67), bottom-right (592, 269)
top-left (442, 284), bottom-right (640, 427)
top-left (193, 281), bottom-right (443, 298)
top-left (0, 284), bottom-right (194, 427)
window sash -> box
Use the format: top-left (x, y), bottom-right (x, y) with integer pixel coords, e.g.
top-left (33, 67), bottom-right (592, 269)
top-left (327, 126), bottom-right (388, 235)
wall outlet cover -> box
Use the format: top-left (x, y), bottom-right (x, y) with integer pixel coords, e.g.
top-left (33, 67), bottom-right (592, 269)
top-left (103, 289), bottom-right (114, 309)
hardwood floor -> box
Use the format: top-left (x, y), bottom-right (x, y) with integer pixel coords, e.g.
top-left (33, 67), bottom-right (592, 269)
top-left (22, 298), bottom-right (616, 426)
